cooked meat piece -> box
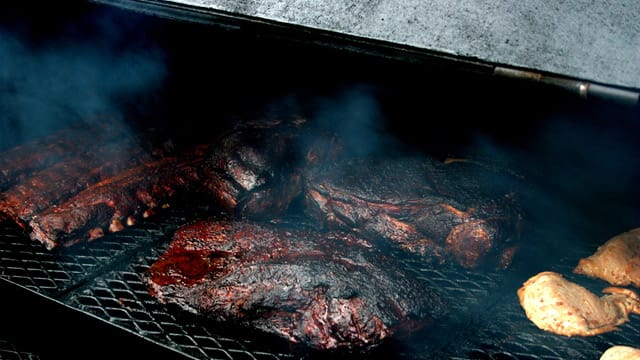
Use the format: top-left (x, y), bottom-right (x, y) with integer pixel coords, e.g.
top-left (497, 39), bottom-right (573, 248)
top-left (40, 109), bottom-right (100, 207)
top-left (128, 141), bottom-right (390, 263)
top-left (600, 345), bottom-right (640, 360)
top-left (303, 156), bottom-right (522, 269)
top-left (0, 138), bottom-right (154, 229)
top-left (574, 228), bottom-right (640, 287)
top-left (517, 271), bottom-right (640, 336)
top-left (196, 169), bottom-right (241, 213)
top-left (28, 145), bottom-right (210, 250)
top-left (0, 121), bottom-right (129, 191)
top-left (145, 219), bottom-right (448, 352)
top-left (201, 117), bottom-right (341, 219)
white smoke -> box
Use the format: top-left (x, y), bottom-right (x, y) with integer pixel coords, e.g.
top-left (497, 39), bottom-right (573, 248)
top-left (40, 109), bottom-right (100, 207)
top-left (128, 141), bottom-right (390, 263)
top-left (0, 7), bottom-right (166, 150)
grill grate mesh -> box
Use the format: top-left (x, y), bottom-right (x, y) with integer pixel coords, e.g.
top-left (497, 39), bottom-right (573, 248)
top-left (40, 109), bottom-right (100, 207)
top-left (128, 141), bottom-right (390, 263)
top-left (0, 338), bottom-right (41, 360)
top-left (1, 204), bottom-right (640, 360)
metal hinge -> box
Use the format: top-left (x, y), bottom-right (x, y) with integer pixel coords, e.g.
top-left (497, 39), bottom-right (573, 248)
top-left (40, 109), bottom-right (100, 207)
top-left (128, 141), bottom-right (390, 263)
top-left (493, 66), bottom-right (639, 106)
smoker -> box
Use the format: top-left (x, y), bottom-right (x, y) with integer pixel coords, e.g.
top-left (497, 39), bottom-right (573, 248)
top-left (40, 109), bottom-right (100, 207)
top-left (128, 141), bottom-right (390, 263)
top-left (1, 1), bottom-right (639, 359)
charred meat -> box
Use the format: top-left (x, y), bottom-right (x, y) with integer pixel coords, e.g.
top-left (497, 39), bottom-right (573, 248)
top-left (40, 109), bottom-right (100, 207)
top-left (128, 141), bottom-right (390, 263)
top-left (145, 219), bottom-right (448, 352)
top-left (517, 271), bottom-right (640, 336)
top-left (29, 145), bottom-right (210, 250)
top-left (574, 227), bottom-right (640, 287)
top-left (200, 117), bottom-right (341, 219)
top-left (303, 156), bottom-right (522, 269)
top-left (0, 138), bottom-right (155, 229)
top-left (0, 121), bottom-right (130, 192)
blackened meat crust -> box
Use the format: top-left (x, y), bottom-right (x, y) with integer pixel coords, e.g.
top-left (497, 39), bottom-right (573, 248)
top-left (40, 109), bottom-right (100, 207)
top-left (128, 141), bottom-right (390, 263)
top-left (28, 145), bottom-right (210, 250)
top-left (145, 219), bottom-right (448, 352)
top-left (0, 121), bottom-right (130, 192)
top-left (303, 156), bottom-right (523, 269)
top-left (0, 138), bottom-right (154, 228)
top-left (201, 118), bottom-right (342, 219)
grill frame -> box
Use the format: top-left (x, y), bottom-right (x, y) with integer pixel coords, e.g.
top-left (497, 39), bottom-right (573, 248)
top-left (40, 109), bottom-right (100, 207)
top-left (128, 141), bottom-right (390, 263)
top-left (1, 2), bottom-right (640, 359)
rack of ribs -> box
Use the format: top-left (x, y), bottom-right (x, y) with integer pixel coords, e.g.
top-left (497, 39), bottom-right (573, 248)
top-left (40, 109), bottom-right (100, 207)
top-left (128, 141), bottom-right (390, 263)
top-left (0, 138), bottom-right (155, 229)
top-left (0, 120), bottom-right (131, 192)
top-left (28, 144), bottom-right (210, 250)
top-left (145, 219), bottom-right (449, 352)
top-left (303, 156), bottom-right (523, 269)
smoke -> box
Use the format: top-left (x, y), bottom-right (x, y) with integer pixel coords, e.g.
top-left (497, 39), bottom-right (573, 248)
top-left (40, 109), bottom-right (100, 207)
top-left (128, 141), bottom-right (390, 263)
top-left (308, 83), bottom-right (400, 158)
top-left (0, 6), bottom-right (166, 150)
top-left (463, 109), bottom-right (640, 271)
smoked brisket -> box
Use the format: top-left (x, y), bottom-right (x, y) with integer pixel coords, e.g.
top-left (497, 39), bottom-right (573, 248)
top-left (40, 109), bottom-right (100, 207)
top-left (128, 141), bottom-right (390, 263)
top-left (145, 219), bottom-right (448, 352)
top-left (303, 156), bottom-right (523, 269)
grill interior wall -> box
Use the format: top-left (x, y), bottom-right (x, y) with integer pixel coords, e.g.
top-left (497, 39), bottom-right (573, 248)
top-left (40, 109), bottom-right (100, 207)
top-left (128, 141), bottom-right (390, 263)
top-left (1, 2), bottom-right (640, 360)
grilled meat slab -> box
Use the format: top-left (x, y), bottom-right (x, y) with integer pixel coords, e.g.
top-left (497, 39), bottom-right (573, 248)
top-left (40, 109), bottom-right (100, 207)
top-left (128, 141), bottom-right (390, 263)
top-left (518, 271), bottom-right (640, 336)
top-left (574, 227), bottom-right (640, 287)
top-left (0, 121), bottom-right (130, 192)
top-left (0, 138), bottom-right (154, 229)
top-left (201, 118), bottom-right (341, 219)
top-left (29, 145), bottom-right (209, 250)
top-left (303, 156), bottom-right (522, 269)
top-left (145, 219), bottom-right (448, 352)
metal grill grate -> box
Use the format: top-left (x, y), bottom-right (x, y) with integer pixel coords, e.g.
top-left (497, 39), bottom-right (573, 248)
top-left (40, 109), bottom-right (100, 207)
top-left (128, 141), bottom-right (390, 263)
top-left (2, 205), bottom-right (640, 360)
top-left (0, 338), bottom-right (41, 360)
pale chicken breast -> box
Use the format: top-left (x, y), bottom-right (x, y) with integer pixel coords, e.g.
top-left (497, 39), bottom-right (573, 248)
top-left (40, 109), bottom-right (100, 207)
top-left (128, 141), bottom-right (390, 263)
top-left (517, 271), bottom-right (640, 336)
top-left (574, 228), bottom-right (640, 287)
top-left (600, 345), bottom-right (640, 360)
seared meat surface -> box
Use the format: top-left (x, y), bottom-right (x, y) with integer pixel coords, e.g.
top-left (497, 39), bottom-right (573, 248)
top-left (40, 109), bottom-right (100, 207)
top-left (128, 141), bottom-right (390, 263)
top-left (29, 145), bottom-right (210, 250)
top-left (303, 156), bottom-right (522, 268)
top-left (0, 138), bottom-right (154, 228)
top-left (574, 227), bottom-right (640, 287)
top-left (145, 219), bottom-right (448, 352)
top-left (517, 271), bottom-right (640, 336)
top-left (200, 118), bottom-right (341, 219)
top-left (0, 121), bottom-right (130, 192)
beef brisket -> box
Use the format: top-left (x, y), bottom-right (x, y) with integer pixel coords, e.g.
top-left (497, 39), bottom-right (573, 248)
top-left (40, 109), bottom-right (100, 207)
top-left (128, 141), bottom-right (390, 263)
top-left (303, 156), bottom-right (523, 269)
top-left (28, 145), bottom-right (210, 250)
top-left (145, 219), bottom-right (448, 352)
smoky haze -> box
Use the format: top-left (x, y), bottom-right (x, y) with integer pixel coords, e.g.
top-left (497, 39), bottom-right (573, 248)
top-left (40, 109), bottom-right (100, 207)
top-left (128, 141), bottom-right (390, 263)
top-left (262, 83), bottom-right (405, 161)
top-left (308, 84), bottom-right (399, 158)
top-left (464, 109), bottom-right (640, 277)
top-left (0, 7), bottom-right (166, 151)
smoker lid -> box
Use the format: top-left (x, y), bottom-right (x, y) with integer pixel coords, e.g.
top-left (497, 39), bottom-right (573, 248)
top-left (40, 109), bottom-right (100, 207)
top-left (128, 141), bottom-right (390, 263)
top-left (91, 0), bottom-right (640, 94)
